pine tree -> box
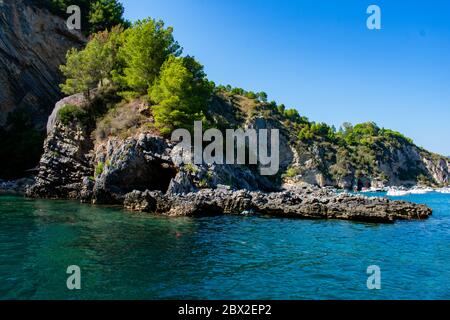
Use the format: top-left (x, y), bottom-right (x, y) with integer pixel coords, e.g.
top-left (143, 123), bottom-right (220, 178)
top-left (150, 56), bottom-right (212, 135)
top-left (89, 0), bottom-right (130, 33)
top-left (118, 18), bottom-right (182, 94)
top-left (60, 27), bottom-right (124, 99)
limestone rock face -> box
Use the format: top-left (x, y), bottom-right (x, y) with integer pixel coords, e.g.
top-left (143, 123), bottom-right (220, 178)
top-left (27, 92), bottom-right (437, 223)
top-left (422, 156), bottom-right (450, 186)
top-left (0, 0), bottom-right (84, 127)
top-left (92, 134), bottom-right (177, 204)
top-left (26, 120), bottom-right (94, 199)
top-left (166, 163), bottom-right (276, 196)
top-left (290, 139), bottom-right (450, 190)
top-left (0, 0), bottom-right (85, 178)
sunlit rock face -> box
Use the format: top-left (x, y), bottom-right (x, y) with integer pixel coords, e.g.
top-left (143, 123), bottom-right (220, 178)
top-left (0, 0), bottom-right (85, 178)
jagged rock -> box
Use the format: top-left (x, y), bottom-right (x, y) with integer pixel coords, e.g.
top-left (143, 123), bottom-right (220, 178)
top-left (169, 142), bottom-right (276, 192)
top-left (422, 156), bottom-right (450, 185)
top-left (26, 92), bottom-right (444, 226)
top-left (247, 116), bottom-right (294, 172)
top-left (92, 133), bottom-right (177, 204)
top-left (123, 188), bottom-right (432, 223)
top-left (80, 176), bottom-right (94, 203)
top-left (124, 190), bottom-right (158, 212)
top-left (26, 121), bottom-right (94, 199)
top-left (166, 171), bottom-right (197, 195)
top-left (0, 0), bottom-right (85, 128)
top-left (124, 190), bottom-right (170, 213)
top-left (290, 137), bottom-right (450, 190)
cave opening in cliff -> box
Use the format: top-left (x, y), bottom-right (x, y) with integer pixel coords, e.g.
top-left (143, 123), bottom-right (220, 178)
top-left (145, 163), bottom-right (178, 193)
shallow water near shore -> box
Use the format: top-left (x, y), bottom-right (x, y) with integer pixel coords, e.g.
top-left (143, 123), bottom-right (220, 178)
top-left (0, 193), bottom-right (449, 300)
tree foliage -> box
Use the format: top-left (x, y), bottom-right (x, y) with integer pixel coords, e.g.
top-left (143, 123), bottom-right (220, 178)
top-left (149, 56), bottom-right (213, 135)
top-left (38, 0), bottom-right (128, 34)
top-left (89, 0), bottom-right (129, 33)
top-left (118, 18), bottom-right (182, 93)
top-left (60, 26), bottom-right (124, 98)
top-left (57, 104), bottom-right (88, 125)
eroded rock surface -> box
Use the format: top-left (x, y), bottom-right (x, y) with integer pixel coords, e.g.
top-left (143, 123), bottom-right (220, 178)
top-left (26, 121), bottom-right (94, 199)
top-left (124, 186), bottom-right (432, 223)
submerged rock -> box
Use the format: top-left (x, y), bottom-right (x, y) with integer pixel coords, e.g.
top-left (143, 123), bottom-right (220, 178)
top-left (0, 177), bottom-right (35, 194)
top-left (124, 187), bottom-right (432, 223)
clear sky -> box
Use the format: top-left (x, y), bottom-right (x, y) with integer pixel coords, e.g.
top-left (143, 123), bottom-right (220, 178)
top-left (120, 0), bottom-right (450, 155)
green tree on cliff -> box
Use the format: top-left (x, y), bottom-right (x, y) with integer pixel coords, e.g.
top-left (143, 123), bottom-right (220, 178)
top-left (150, 55), bottom-right (213, 135)
top-left (60, 26), bottom-right (124, 98)
top-left (117, 18), bottom-right (182, 94)
top-left (89, 0), bottom-right (130, 33)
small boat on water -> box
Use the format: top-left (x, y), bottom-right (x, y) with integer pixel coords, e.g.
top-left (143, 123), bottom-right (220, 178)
top-left (386, 186), bottom-right (450, 196)
top-left (360, 187), bottom-right (384, 193)
top-left (437, 187), bottom-right (450, 194)
top-left (409, 186), bottom-right (434, 194)
top-left (387, 188), bottom-right (410, 196)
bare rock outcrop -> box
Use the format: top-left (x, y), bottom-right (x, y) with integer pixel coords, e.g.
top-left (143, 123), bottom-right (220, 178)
top-left (26, 120), bottom-right (94, 199)
top-left (124, 186), bottom-right (432, 223)
top-left (92, 134), bottom-right (177, 204)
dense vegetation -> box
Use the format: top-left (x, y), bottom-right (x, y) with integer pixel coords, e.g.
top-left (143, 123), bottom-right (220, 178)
top-left (60, 17), bottom-right (212, 136)
top-left (57, 104), bottom-right (88, 126)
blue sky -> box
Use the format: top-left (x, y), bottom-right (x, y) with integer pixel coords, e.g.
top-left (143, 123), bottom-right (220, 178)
top-left (121, 0), bottom-right (450, 155)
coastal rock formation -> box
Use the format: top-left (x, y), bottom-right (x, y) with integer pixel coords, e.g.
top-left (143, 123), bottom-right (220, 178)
top-left (0, 0), bottom-right (85, 178)
top-left (26, 120), bottom-right (94, 199)
top-left (289, 132), bottom-right (450, 190)
top-left (92, 134), bottom-right (177, 204)
top-left (422, 156), bottom-right (450, 186)
top-left (25, 92), bottom-right (441, 223)
top-left (26, 96), bottom-right (278, 202)
top-left (124, 186), bottom-right (432, 223)
top-left (92, 134), bottom-right (276, 203)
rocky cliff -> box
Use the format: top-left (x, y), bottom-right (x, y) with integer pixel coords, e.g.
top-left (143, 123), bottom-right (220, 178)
top-left (23, 89), bottom-right (444, 222)
top-left (27, 91), bottom-right (277, 203)
top-left (0, 0), bottom-right (85, 179)
top-left (26, 96), bottom-right (432, 223)
top-left (288, 136), bottom-right (450, 190)
top-left (0, 1), bottom-right (441, 223)
top-left (27, 90), bottom-right (450, 203)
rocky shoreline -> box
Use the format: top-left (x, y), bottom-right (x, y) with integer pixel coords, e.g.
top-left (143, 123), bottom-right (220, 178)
top-left (123, 185), bottom-right (432, 223)
top-left (0, 177), bottom-right (433, 223)
top-left (17, 107), bottom-right (434, 224)
top-left (8, 89), bottom-right (442, 224)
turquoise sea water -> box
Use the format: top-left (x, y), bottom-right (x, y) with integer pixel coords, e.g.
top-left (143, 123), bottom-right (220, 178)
top-left (0, 193), bottom-right (449, 300)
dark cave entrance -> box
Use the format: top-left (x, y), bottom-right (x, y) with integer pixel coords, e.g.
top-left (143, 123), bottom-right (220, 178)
top-left (357, 179), bottom-right (364, 191)
top-left (356, 178), bottom-right (371, 191)
top-left (118, 162), bottom-right (178, 195)
top-left (148, 164), bottom-right (178, 193)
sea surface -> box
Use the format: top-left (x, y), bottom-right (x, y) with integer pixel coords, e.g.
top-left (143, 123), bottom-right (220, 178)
top-left (0, 192), bottom-right (449, 300)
